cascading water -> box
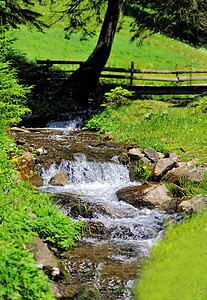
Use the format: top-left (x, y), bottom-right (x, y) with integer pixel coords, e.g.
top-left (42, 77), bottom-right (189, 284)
top-left (41, 154), bottom-right (165, 249)
top-left (15, 115), bottom-right (169, 299)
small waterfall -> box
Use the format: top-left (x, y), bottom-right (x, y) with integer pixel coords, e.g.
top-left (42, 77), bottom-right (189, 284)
top-left (41, 154), bottom-right (165, 252)
top-left (46, 116), bottom-right (83, 131)
top-left (42, 154), bottom-right (130, 186)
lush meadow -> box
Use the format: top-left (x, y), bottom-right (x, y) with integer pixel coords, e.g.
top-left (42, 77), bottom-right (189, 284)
top-left (1, 9), bottom-right (207, 298)
top-left (12, 26), bottom-right (207, 71)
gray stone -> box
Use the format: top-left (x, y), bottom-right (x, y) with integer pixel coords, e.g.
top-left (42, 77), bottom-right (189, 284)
top-left (116, 183), bottom-right (175, 211)
top-left (144, 147), bottom-right (160, 163)
top-left (165, 162), bottom-right (206, 184)
top-left (179, 194), bottom-right (207, 214)
top-left (166, 152), bottom-right (180, 161)
top-left (128, 148), bottom-right (144, 161)
top-left (152, 158), bottom-right (177, 178)
top-left (141, 157), bottom-right (154, 166)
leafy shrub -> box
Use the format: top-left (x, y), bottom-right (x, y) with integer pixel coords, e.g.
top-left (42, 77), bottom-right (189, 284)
top-left (0, 121), bottom-right (82, 298)
top-left (0, 58), bottom-right (31, 124)
top-left (103, 86), bottom-right (134, 108)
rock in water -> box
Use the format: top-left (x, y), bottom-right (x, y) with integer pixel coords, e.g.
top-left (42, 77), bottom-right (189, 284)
top-left (49, 172), bottom-right (67, 186)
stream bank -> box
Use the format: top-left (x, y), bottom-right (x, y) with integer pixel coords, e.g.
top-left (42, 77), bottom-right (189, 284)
top-left (12, 112), bottom-right (206, 299)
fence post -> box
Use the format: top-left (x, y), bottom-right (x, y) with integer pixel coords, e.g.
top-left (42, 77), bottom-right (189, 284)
top-left (130, 61), bottom-right (134, 86)
top-left (176, 63), bottom-right (179, 85)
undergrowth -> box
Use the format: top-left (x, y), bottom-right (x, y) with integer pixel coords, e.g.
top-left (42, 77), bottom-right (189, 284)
top-left (0, 120), bottom-right (82, 299)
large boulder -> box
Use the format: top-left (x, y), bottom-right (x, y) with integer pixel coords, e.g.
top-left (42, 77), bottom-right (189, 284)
top-left (12, 152), bottom-right (42, 186)
top-left (14, 152), bottom-right (36, 176)
top-left (116, 183), bottom-right (175, 211)
top-left (178, 194), bottom-right (207, 214)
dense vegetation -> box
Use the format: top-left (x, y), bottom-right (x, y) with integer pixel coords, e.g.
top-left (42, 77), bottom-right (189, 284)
top-left (1, 1), bottom-right (207, 298)
top-left (0, 38), bottom-right (82, 299)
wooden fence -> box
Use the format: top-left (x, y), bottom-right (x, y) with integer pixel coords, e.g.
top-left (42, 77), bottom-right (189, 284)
top-left (36, 59), bottom-right (207, 95)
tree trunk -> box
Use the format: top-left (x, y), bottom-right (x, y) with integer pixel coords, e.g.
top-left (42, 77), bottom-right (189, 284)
top-left (64, 0), bottom-right (123, 108)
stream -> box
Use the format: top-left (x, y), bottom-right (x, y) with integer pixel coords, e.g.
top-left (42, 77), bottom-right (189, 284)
top-left (15, 113), bottom-right (172, 299)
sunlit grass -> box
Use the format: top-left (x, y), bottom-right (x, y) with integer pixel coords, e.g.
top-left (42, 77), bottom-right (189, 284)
top-left (11, 26), bottom-right (207, 71)
top-left (85, 99), bottom-right (207, 165)
top-left (134, 212), bottom-right (207, 300)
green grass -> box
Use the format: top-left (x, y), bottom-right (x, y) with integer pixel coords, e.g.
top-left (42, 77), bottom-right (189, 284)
top-left (134, 213), bottom-right (207, 300)
top-left (0, 120), bottom-right (82, 299)
top-left (84, 96), bottom-right (207, 165)
top-left (11, 25), bottom-right (207, 71)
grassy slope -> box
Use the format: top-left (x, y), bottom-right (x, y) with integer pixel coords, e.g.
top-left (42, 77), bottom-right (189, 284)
top-left (134, 213), bottom-right (207, 300)
top-left (12, 26), bottom-right (207, 71)
top-left (84, 99), bottom-right (207, 166)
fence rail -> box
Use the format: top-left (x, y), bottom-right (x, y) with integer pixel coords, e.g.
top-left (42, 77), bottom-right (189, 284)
top-left (36, 59), bottom-right (207, 94)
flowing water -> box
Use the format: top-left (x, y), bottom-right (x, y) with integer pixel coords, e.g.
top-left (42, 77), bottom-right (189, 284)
top-left (16, 115), bottom-right (170, 299)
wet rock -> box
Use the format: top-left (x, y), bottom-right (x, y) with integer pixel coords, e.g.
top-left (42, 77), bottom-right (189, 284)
top-left (10, 126), bottom-right (30, 133)
top-left (128, 148), bottom-right (143, 161)
top-left (116, 183), bottom-right (175, 211)
top-left (49, 172), bottom-right (67, 186)
top-left (150, 158), bottom-right (178, 179)
top-left (36, 147), bottom-right (48, 155)
top-left (165, 161), bottom-right (207, 184)
top-left (143, 147), bottom-right (160, 164)
top-left (83, 221), bottom-right (108, 238)
top-left (70, 204), bottom-right (94, 219)
top-left (178, 194), bottom-right (207, 214)
top-left (118, 153), bottom-right (130, 165)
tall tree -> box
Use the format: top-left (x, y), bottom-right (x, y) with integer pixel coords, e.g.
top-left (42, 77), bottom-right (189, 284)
top-left (61, 0), bottom-right (123, 107)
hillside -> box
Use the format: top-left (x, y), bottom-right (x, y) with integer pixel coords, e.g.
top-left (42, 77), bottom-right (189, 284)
top-left (11, 25), bottom-right (207, 71)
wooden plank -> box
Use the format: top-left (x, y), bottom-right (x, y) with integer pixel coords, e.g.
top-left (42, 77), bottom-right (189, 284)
top-left (178, 76), bottom-right (207, 81)
top-left (98, 83), bottom-right (207, 95)
top-left (100, 74), bottom-right (131, 79)
top-left (100, 74), bottom-right (178, 82)
top-left (37, 60), bottom-right (83, 65)
top-left (132, 76), bottom-right (178, 82)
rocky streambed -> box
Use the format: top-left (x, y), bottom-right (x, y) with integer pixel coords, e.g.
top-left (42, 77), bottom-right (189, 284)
top-left (12, 114), bottom-right (207, 299)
